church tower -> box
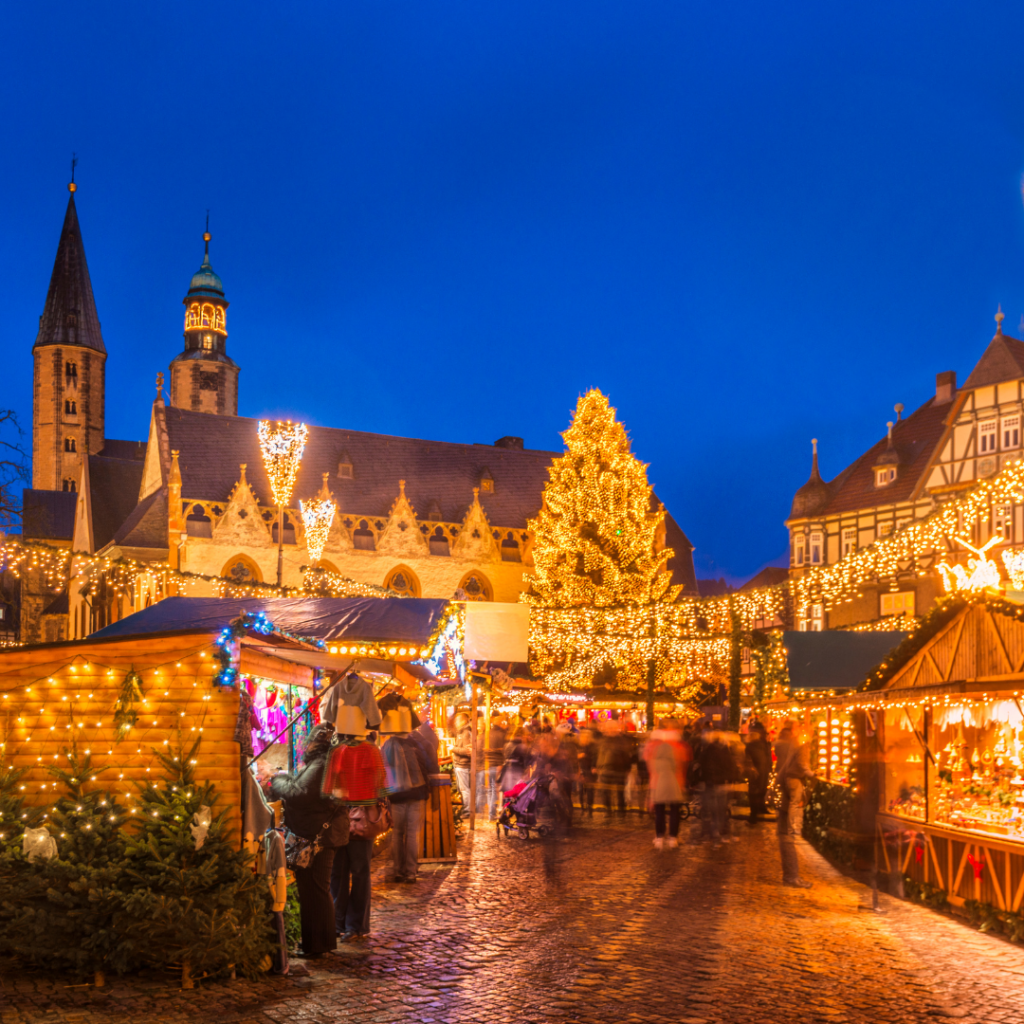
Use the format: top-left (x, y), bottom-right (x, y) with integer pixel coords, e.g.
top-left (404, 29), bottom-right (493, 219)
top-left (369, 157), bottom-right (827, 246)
top-left (169, 225), bottom-right (239, 415)
top-left (32, 180), bottom-right (106, 491)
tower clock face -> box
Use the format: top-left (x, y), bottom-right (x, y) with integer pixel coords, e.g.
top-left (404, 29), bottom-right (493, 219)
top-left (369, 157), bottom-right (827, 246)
top-left (202, 334), bottom-right (213, 350)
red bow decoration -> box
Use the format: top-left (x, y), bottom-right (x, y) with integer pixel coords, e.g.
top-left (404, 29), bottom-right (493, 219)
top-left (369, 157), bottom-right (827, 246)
top-left (967, 853), bottom-right (985, 880)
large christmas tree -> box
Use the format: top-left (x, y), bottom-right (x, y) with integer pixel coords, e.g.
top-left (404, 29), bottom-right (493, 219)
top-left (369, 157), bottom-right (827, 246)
top-left (526, 389), bottom-right (679, 608)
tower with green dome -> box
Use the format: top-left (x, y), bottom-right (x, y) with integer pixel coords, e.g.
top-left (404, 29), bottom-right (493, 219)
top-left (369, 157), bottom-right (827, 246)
top-left (168, 225), bottom-right (239, 415)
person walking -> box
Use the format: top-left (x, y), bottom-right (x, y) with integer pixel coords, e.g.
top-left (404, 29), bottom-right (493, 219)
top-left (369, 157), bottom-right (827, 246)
top-left (270, 723), bottom-right (348, 958)
top-left (596, 721), bottom-right (631, 816)
top-left (451, 712), bottom-right (482, 815)
top-left (484, 717), bottom-right (508, 821)
top-left (381, 707), bottom-right (430, 883)
top-left (325, 706), bottom-right (387, 942)
top-left (576, 727), bottom-right (598, 817)
top-left (696, 729), bottom-right (734, 848)
top-left (774, 720), bottom-right (815, 887)
top-left (744, 722), bottom-right (772, 824)
top-left (644, 720), bottom-right (691, 849)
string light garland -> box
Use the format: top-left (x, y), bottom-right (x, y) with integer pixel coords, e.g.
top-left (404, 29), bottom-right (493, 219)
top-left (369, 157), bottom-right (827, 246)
top-left (257, 420), bottom-right (308, 508)
top-left (300, 498), bottom-right (336, 565)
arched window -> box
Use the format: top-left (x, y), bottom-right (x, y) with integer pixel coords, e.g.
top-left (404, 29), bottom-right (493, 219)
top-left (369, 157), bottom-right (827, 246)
top-left (353, 519), bottom-right (375, 551)
top-left (213, 306), bottom-right (226, 332)
top-left (64, 437), bottom-right (76, 452)
top-left (185, 303), bottom-right (201, 330)
top-left (62, 479), bottom-right (77, 493)
top-left (319, 560), bottom-right (340, 575)
top-left (186, 504), bottom-right (212, 538)
top-left (385, 565), bottom-right (421, 597)
top-left (459, 571), bottom-right (492, 601)
top-left (201, 303), bottom-right (215, 327)
top-left (272, 513), bottom-right (296, 544)
top-left (429, 526), bottom-right (450, 556)
top-left (221, 555), bottom-right (263, 584)
top-left (500, 530), bottom-right (521, 562)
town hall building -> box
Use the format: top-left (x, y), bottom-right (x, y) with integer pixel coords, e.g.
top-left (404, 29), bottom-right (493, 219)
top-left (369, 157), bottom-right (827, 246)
top-left (20, 183), bottom-right (698, 643)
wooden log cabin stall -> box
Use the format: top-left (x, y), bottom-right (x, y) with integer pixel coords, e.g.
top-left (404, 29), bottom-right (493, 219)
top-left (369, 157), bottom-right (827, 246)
top-left (779, 595), bottom-right (1024, 918)
top-left (0, 596), bottom-right (465, 853)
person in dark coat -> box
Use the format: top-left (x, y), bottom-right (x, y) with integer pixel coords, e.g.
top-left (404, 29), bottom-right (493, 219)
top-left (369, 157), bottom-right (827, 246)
top-left (271, 723), bottom-right (348, 958)
top-left (744, 723), bottom-right (772, 824)
top-left (697, 730), bottom-right (735, 848)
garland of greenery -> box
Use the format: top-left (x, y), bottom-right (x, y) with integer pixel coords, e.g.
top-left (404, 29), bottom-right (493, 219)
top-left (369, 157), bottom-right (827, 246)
top-left (113, 667), bottom-right (144, 740)
top-left (212, 610), bottom-right (326, 689)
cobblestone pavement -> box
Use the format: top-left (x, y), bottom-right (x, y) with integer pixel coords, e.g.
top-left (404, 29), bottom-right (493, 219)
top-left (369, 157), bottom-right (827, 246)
top-left (3, 816), bottom-right (1024, 1023)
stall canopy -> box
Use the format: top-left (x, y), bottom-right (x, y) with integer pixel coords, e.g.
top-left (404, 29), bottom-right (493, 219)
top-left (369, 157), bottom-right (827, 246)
top-left (783, 630), bottom-right (908, 692)
top-left (91, 596), bottom-right (450, 644)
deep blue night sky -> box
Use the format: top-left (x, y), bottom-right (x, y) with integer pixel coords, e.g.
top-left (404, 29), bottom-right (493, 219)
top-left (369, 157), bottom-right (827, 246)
top-left (4, 2), bottom-right (1024, 583)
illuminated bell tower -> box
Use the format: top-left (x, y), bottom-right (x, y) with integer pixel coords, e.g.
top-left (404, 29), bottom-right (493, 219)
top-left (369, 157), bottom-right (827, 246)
top-left (168, 225), bottom-right (239, 415)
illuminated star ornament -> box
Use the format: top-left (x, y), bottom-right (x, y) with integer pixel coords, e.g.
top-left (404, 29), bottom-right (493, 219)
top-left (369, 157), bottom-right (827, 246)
top-left (936, 536), bottom-right (1003, 593)
top-left (300, 499), bottom-right (336, 565)
top-left (257, 420), bottom-right (309, 507)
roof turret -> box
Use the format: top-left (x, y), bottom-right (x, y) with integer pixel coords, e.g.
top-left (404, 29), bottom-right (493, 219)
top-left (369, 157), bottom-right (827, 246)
top-left (186, 228), bottom-right (225, 299)
top-left (790, 438), bottom-right (831, 519)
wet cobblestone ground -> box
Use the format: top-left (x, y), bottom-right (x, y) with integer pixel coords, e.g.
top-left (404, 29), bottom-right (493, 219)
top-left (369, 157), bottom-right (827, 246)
top-left (3, 815), bottom-right (1024, 1023)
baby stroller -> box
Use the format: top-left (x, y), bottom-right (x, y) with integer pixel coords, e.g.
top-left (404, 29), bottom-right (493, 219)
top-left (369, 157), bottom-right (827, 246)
top-left (497, 773), bottom-right (567, 839)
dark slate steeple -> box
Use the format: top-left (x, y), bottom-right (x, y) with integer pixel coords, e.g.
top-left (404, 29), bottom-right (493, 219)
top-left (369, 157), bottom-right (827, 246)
top-left (34, 184), bottom-right (106, 354)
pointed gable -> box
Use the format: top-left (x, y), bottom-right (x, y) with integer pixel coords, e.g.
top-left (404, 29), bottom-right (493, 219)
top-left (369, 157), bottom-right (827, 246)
top-left (34, 192), bottom-right (105, 354)
top-left (376, 480), bottom-right (429, 558)
top-left (961, 331), bottom-right (1024, 390)
top-left (453, 488), bottom-right (499, 561)
top-left (211, 464), bottom-right (271, 547)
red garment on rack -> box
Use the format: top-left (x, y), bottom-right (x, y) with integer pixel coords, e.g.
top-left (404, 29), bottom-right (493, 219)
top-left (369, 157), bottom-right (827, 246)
top-left (322, 741), bottom-right (387, 805)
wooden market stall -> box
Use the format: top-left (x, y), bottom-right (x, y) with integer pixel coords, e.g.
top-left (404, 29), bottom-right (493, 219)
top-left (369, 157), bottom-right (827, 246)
top-left (855, 598), bottom-right (1024, 912)
top-left (0, 621), bottom-right (315, 847)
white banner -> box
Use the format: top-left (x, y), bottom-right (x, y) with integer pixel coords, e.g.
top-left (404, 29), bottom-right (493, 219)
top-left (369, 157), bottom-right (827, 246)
top-left (463, 602), bottom-right (530, 663)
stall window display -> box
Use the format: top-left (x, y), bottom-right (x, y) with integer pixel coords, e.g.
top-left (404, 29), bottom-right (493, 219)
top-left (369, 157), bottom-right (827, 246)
top-left (883, 707), bottom-right (927, 822)
top-left (812, 713), bottom-right (857, 786)
top-left (929, 701), bottom-right (1024, 838)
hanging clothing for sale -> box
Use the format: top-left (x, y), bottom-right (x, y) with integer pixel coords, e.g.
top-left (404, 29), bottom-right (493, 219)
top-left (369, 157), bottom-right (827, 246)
top-left (320, 673), bottom-right (382, 729)
top-left (242, 764), bottom-right (274, 856)
top-left (322, 740), bottom-right (388, 805)
top-left (265, 828), bottom-right (289, 975)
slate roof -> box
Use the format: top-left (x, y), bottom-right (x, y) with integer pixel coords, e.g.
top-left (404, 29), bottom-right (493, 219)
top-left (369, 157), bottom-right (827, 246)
top-left (165, 407), bottom-right (563, 528)
top-left (109, 487), bottom-right (168, 551)
top-left (789, 395), bottom-right (950, 519)
top-left (98, 439), bottom-right (147, 462)
top-left (156, 407), bottom-right (698, 593)
top-left (88, 455), bottom-right (145, 551)
top-left (961, 330), bottom-right (1024, 390)
top-left (22, 489), bottom-right (76, 541)
top-left (34, 192), bottom-right (105, 354)
top-left (740, 566), bottom-right (789, 592)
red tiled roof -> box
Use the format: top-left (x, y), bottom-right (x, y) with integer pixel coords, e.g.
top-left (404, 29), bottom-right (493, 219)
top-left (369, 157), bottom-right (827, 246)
top-left (800, 396), bottom-right (951, 518)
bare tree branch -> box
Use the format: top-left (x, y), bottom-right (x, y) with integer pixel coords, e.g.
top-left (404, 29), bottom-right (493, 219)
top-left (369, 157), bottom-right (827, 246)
top-left (0, 410), bottom-right (29, 530)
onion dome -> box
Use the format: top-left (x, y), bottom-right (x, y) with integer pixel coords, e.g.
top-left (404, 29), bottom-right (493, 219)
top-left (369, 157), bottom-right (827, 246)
top-left (790, 438), bottom-right (831, 519)
top-left (186, 230), bottom-right (224, 299)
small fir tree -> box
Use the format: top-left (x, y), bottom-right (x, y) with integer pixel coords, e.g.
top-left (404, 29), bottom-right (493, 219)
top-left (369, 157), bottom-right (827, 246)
top-left (0, 744), bottom-right (128, 984)
top-left (118, 735), bottom-right (272, 987)
top-left (526, 389), bottom-right (680, 608)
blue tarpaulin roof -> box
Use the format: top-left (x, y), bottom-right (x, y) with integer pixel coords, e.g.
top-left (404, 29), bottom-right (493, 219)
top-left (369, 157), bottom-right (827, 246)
top-left (783, 630), bottom-right (908, 692)
top-left (89, 596), bottom-right (450, 644)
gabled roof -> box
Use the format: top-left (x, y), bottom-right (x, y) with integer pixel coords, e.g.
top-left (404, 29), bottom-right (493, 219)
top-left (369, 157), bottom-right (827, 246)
top-left (98, 439), bottom-right (147, 462)
top-left (961, 329), bottom-right (1024, 390)
top-left (21, 489), bottom-right (76, 541)
top-left (88, 455), bottom-right (146, 551)
top-left (740, 566), bottom-right (789, 592)
top-left (791, 396), bottom-right (950, 519)
top-left (109, 486), bottom-right (167, 551)
top-left (34, 192), bottom-right (105, 354)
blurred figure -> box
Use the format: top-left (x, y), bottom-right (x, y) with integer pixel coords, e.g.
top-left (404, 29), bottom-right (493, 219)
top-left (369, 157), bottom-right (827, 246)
top-left (485, 717), bottom-right (508, 821)
top-left (577, 726), bottom-right (598, 817)
top-left (500, 725), bottom-right (531, 801)
top-left (696, 729), bottom-right (734, 848)
top-left (597, 721), bottom-right (632, 817)
top-left (555, 722), bottom-right (580, 818)
top-left (644, 719), bottom-right (691, 849)
top-left (744, 722), bottom-right (772, 825)
top-left (381, 709), bottom-right (431, 883)
top-left (775, 720), bottom-right (815, 887)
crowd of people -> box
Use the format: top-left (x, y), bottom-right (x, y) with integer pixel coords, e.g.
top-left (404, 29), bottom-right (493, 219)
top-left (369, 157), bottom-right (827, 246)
top-left (268, 678), bottom-right (818, 961)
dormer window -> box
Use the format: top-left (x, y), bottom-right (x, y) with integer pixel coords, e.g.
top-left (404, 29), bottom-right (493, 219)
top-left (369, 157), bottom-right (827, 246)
top-left (480, 470), bottom-right (494, 493)
top-left (337, 460), bottom-right (353, 479)
top-left (875, 467), bottom-right (896, 487)
top-left (980, 420), bottom-right (997, 454)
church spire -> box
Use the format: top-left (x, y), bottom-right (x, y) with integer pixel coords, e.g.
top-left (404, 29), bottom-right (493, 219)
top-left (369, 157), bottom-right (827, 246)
top-left (34, 181), bottom-right (105, 354)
